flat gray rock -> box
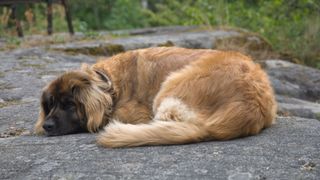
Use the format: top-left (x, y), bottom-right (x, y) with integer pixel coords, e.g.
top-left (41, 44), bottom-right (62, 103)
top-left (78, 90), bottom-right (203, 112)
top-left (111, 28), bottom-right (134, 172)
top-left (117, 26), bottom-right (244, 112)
top-left (0, 31), bottom-right (319, 179)
top-left (0, 117), bottom-right (319, 179)
top-left (277, 95), bottom-right (320, 120)
top-left (264, 60), bottom-right (320, 120)
top-left (264, 60), bottom-right (320, 102)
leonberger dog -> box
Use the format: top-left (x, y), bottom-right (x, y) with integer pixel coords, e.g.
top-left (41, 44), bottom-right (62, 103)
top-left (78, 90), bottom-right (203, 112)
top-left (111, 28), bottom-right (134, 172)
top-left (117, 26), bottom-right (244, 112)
top-left (34, 47), bottom-right (277, 148)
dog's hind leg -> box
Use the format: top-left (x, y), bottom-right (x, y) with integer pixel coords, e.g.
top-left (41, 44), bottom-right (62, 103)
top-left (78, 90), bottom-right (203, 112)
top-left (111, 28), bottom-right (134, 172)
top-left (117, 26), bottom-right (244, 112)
top-left (153, 97), bottom-right (198, 122)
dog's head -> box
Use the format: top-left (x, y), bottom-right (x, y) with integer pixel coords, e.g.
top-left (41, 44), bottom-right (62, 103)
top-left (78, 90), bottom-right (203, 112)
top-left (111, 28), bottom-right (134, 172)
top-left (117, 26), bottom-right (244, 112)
top-left (34, 64), bottom-right (114, 136)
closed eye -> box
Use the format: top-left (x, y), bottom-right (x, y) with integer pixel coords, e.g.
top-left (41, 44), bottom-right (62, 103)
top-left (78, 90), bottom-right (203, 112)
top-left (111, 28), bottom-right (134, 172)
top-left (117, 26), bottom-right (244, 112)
top-left (42, 100), bottom-right (50, 115)
top-left (48, 96), bottom-right (54, 109)
top-left (42, 94), bottom-right (53, 115)
top-left (63, 101), bottom-right (76, 110)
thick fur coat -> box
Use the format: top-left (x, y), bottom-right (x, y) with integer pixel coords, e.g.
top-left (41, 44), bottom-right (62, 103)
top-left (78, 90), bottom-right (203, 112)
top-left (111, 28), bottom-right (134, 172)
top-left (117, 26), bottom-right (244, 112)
top-left (35, 47), bottom-right (277, 148)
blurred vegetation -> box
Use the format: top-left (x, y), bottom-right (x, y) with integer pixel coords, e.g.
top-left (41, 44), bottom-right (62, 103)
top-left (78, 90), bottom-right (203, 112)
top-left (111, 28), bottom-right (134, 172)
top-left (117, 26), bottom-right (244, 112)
top-left (0, 0), bottom-right (319, 68)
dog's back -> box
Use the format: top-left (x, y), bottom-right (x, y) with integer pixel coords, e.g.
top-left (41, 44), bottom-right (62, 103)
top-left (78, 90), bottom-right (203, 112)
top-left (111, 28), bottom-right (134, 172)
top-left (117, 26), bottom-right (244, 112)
top-left (96, 47), bottom-right (277, 148)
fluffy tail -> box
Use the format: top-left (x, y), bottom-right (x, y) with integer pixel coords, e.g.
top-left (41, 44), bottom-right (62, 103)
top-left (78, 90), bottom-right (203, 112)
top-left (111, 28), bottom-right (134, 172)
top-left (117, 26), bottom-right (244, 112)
top-left (97, 120), bottom-right (209, 148)
top-left (96, 102), bottom-right (274, 148)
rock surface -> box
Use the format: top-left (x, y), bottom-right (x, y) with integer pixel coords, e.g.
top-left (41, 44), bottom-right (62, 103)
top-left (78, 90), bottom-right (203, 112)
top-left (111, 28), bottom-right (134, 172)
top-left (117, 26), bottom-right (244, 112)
top-left (264, 60), bottom-right (320, 102)
top-left (0, 27), bottom-right (319, 179)
top-left (1, 117), bottom-right (319, 180)
top-left (264, 60), bottom-right (320, 120)
top-left (50, 26), bottom-right (272, 60)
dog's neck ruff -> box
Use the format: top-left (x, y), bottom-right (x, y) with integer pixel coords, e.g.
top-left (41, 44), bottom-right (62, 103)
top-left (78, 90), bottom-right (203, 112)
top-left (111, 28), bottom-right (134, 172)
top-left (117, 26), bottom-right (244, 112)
top-left (95, 70), bottom-right (117, 107)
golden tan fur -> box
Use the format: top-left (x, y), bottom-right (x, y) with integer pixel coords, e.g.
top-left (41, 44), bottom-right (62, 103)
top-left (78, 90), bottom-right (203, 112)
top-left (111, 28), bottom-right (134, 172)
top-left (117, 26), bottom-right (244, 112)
top-left (35, 47), bottom-right (277, 148)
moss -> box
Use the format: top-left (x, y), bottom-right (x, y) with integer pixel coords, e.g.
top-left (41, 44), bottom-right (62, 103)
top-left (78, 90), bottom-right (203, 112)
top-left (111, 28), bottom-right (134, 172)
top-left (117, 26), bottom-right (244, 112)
top-left (0, 71), bottom-right (5, 78)
top-left (104, 44), bottom-right (125, 55)
top-left (4, 67), bottom-right (23, 73)
top-left (38, 70), bottom-right (64, 76)
top-left (64, 43), bottom-right (125, 56)
top-left (24, 63), bottom-right (45, 69)
top-left (315, 113), bottom-right (320, 121)
top-left (0, 127), bottom-right (27, 138)
top-left (19, 60), bottom-right (45, 69)
top-left (110, 32), bottom-right (130, 38)
top-left (277, 110), bottom-right (291, 117)
top-left (0, 99), bottom-right (23, 108)
top-left (157, 41), bottom-right (175, 47)
top-left (214, 31), bottom-right (277, 60)
top-left (52, 35), bottom-right (67, 44)
top-left (0, 82), bottom-right (15, 90)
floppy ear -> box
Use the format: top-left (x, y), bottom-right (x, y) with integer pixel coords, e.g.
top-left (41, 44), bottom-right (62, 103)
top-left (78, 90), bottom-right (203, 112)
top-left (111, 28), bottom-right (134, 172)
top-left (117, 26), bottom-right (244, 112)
top-left (74, 85), bottom-right (112, 133)
top-left (34, 103), bottom-right (46, 135)
top-left (72, 67), bottom-right (113, 132)
top-left (74, 63), bottom-right (113, 132)
top-left (80, 63), bottom-right (113, 91)
top-left (93, 69), bottom-right (112, 87)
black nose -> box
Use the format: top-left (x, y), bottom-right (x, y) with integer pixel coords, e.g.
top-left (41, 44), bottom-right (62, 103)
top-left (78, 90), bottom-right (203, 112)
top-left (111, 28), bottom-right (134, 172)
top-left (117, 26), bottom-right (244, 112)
top-left (43, 120), bottom-right (56, 132)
